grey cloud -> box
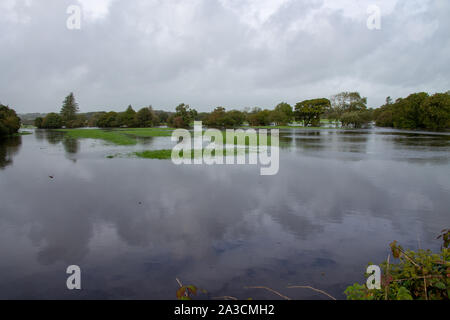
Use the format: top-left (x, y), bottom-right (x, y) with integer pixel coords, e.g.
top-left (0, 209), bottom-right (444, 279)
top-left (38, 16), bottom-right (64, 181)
top-left (0, 0), bottom-right (449, 113)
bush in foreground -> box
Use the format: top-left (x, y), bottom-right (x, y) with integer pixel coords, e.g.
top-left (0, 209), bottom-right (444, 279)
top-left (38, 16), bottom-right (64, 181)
top-left (345, 229), bottom-right (449, 300)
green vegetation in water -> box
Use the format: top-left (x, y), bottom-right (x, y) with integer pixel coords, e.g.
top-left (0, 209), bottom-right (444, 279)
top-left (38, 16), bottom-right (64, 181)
top-left (132, 148), bottom-right (250, 160)
top-left (56, 128), bottom-right (174, 145)
top-left (118, 128), bottom-right (174, 137)
top-left (345, 229), bottom-right (450, 300)
top-left (57, 129), bottom-right (137, 145)
top-left (55, 127), bottom-right (276, 147)
top-left (13, 131), bottom-right (33, 136)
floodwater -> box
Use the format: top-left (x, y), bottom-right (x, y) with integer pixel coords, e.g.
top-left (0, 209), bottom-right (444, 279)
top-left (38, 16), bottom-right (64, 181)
top-left (0, 128), bottom-right (449, 299)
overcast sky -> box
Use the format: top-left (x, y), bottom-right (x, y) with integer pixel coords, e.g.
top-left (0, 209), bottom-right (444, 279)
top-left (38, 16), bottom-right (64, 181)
top-left (1, 0), bottom-right (449, 113)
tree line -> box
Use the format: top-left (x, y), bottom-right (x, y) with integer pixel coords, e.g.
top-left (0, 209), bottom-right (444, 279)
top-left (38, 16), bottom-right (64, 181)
top-left (34, 93), bottom-right (198, 129)
top-left (374, 91), bottom-right (450, 131)
top-left (32, 90), bottom-right (449, 130)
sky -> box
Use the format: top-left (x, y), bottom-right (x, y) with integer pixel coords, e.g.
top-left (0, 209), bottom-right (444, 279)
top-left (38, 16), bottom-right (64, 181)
top-left (0, 0), bottom-right (449, 113)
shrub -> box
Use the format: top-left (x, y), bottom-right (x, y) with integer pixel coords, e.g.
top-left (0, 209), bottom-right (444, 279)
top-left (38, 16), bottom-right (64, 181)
top-left (345, 229), bottom-right (450, 300)
top-left (0, 105), bottom-right (21, 137)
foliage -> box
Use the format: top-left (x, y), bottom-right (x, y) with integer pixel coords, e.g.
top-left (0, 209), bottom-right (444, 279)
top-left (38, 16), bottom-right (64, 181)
top-left (270, 102), bottom-right (293, 126)
top-left (375, 91), bottom-right (450, 130)
top-left (345, 232), bottom-right (450, 300)
top-left (60, 92), bottom-right (79, 126)
top-left (0, 105), bottom-right (21, 137)
top-left (168, 103), bottom-right (197, 128)
top-left (329, 92), bottom-right (369, 127)
top-left (95, 106), bottom-right (160, 128)
top-left (247, 108), bottom-right (272, 126)
top-left (331, 92), bottom-right (368, 114)
top-left (155, 110), bottom-right (171, 124)
top-left (119, 105), bottom-right (138, 127)
top-left (96, 111), bottom-right (120, 128)
top-left (65, 114), bottom-right (87, 128)
top-left (204, 107), bottom-right (246, 128)
top-left (340, 110), bottom-right (372, 128)
top-left (39, 113), bottom-right (63, 129)
top-left (136, 106), bottom-right (159, 127)
top-left (294, 98), bottom-right (330, 126)
top-left (420, 93), bottom-right (450, 130)
top-left (57, 128), bottom-right (173, 145)
top-left (344, 283), bottom-right (372, 300)
top-left (34, 117), bottom-right (43, 129)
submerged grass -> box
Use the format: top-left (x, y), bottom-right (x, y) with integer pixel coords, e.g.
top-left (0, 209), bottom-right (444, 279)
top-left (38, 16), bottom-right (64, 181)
top-left (56, 127), bottom-right (278, 147)
top-left (13, 131), bottom-right (33, 136)
top-left (56, 128), bottom-right (175, 145)
top-left (118, 128), bottom-right (174, 137)
top-left (57, 129), bottom-right (136, 145)
top-left (133, 148), bottom-right (250, 160)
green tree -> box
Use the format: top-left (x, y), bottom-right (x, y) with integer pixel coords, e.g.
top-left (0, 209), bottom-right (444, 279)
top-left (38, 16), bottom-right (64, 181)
top-left (205, 107), bottom-right (245, 128)
top-left (270, 102), bottom-right (293, 125)
top-left (155, 110), bottom-right (170, 124)
top-left (41, 113), bottom-right (63, 129)
top-left (227, 110), bottom-right (246, 127)
top-left (393, 92), bottom-right (429, 129)
top-left (247, 109), bottom-right (272, 126)
top-left (420, 93), bottom-right (450, 131)
top-left (205, 107), bottom-right (227, 127)
top-left (136, 106), bottom-right (157, 127)
top-left (96, 111), bottom-right (120, 128)
top-left (294, 98), bottom-right (330, 126)
top-left (331, 92), bottom-right (368, 122)
top-left (34, 117), bottom-right (44, 129)
top-left (120, 105), bottom-right (138, 127)
top-left (340, 110), bottom-right (372, 128)
top-left (60, 92), bottom-right (79, 126)
top-left (0, 105), bottom-right (21, 137)
top-left (374, 91), bottom-right (450, 130)
top-left (168, 103), bottom-right (197, 128)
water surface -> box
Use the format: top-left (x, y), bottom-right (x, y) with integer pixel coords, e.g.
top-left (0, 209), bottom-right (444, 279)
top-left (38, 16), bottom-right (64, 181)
top-left (0, 128), bottom-right (449, 299)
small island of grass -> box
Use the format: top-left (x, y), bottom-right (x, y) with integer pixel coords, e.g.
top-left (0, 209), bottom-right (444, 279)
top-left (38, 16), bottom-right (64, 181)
top-left (56, 128), bottom-right (174, 145)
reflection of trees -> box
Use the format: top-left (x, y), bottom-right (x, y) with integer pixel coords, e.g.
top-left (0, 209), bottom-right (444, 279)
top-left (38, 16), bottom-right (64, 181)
top-left (294, 131), bottom-right (330, 151)
top-left (387, 133), bottom-right (450, 165)
top-left (390, 134), bottom-right (450, 148)
top-left (335, 131), bottom-right (369, 154)
top-left (62, 137), bottom-right (79, 154)
top-left (34, 129), bottom-right (64, 144)
top-left (35, 130), bottom-right (80, 155)
top-left (0, 136), bottom-right (22, 169)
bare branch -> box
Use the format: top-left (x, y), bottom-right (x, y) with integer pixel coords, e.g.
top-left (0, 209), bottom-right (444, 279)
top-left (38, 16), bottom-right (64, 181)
top-left (287, 285), bottom-right (337, 301)
top-left (244, 286), bottom-right (291, 300)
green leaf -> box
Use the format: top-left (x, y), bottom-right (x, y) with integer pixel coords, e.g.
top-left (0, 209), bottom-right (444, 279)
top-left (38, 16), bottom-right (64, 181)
top-left (396, 287), bottom-right (413, 300)
top-left (434, 282), bottom-right (446, 290)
